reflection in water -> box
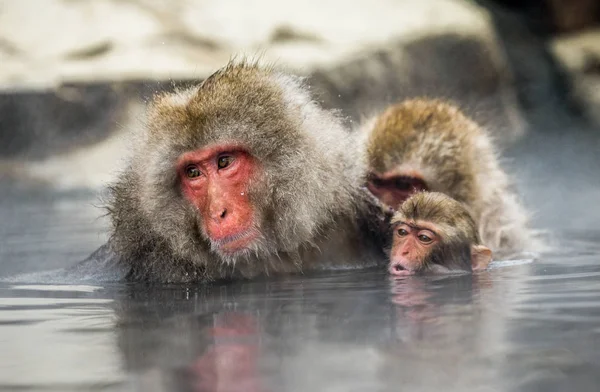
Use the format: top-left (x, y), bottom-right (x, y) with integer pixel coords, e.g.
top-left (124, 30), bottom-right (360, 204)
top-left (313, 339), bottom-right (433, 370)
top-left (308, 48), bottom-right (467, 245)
top-left (1, 255), bottom-right (600, 391)
top-left (2, 142), bottom-right (600, 391)
top-left (381, 273), bottom-right (510, 391)
top-left (191, 313), bottom-right (266, 392)
top-left (390, 276), bottom-right (441, 326)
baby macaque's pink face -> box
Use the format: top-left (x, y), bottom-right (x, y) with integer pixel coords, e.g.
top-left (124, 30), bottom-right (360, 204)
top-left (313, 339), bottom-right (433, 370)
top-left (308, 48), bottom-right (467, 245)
top-left (389, 221), bottom-right (439, 276)
top-left (388, 192), bottom-right (493, 276)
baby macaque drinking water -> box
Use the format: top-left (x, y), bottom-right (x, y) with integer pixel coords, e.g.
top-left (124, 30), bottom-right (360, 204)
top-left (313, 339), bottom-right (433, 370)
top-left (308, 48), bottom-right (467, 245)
top-left (389, 192), bottom-right (492, 276)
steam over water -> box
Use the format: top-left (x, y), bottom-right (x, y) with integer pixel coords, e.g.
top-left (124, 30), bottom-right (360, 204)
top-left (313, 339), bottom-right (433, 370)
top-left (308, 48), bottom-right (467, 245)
top-left (1, 125), bottom-right (600, 391)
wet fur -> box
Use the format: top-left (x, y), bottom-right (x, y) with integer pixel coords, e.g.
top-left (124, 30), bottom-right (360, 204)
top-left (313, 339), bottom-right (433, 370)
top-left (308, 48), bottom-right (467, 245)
top-left (364, 99), bottom-right (542, 259)
top-left (84, 60), bottom-right (383, 283)
top-left (392, 192), bottom-right (480, 273)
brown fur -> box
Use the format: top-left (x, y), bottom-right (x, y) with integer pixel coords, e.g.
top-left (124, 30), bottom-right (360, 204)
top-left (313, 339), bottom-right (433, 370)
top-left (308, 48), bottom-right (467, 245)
top-left (391, 192), bottom-right (485, 273)
top-left (86, 60), bottom-right (383, 283)
top-left (392, 192), bottom-right (481, 245)
top-left (363, 98), bottom-right (540, 259)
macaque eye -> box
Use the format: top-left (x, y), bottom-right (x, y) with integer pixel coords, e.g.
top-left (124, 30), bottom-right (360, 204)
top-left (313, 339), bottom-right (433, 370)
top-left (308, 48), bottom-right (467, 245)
top-left (185, 165), bottom-right (202, 178)
top-left (397, 228), bottom-right (409, 237)
top-left (368, 174), bottom-right (384, 187)
top-left (217, 155), bottom-right (235, 169)
top-left (394, 178), bottom-right (412, 190)
top-left (418, 234), bottom-right (433, 244)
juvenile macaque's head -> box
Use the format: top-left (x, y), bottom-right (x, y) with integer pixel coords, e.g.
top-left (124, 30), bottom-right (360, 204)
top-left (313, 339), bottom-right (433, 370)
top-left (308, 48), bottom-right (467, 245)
top-left (389, 192), bottom-right (492, 276)
top-left (365, 99), bottom-right (481, 210)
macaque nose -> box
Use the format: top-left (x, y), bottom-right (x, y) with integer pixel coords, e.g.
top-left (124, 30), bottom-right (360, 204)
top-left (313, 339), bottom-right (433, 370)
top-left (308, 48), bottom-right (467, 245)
top-left (210, 206), bottom-right (228, 221)
top-left (400, 243), bottom-right (410, 256)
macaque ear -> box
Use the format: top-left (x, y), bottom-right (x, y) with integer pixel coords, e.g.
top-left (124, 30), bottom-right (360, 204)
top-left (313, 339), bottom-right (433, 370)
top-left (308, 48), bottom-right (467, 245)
top-left (471, 244), bottom-right (492, 271)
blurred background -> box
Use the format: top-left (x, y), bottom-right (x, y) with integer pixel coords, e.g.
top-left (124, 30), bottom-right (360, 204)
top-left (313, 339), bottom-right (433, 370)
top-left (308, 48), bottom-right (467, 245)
top-left (0, 0), bottom-right (599, 274)
top-left (1, 3), bottom-right (600, 391)
top-left (1, 0), bottom-right (599, 182)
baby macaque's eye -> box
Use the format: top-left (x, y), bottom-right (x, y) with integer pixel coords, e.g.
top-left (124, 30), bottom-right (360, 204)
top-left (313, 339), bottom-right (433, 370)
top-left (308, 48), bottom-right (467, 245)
top-left (418, 234), bottom-right (433, 244)
top-left (185, 165), bottom-right (202, 178)
top-left (397, 228), bottom-right (409, 237)
top-left (217, 155), bottom-right (235, 169)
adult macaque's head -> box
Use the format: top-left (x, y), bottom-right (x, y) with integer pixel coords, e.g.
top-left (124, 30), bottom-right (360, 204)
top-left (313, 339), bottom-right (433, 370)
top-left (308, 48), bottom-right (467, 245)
top-left (107, 60), bottom-right (371, 282)
top-left (389, 192), bottom-right (492, 276)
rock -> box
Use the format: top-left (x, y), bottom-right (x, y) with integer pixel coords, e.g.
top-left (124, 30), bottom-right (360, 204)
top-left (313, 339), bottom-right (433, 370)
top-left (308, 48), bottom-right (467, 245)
top-left (309, 32), bottom-right (525, 146)
top-left (0, 0), bottom-right (526, 189)
top-left (545, 0), bottom-right (600, 34)
top-left (0, 0), bottom-right (508, 88)
top-left (551, 29), bottom-right (600, 127)
top-left (0, 84), bottom-right (126, 160)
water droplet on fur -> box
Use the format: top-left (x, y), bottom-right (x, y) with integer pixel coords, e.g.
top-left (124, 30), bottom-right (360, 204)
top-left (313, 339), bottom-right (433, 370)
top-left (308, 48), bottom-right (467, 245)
top-left (240, 192), bottom-right (245, 196)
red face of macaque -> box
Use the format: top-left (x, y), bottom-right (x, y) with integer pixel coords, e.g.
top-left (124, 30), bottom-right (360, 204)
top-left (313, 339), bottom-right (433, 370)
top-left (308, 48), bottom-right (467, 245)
top-left (178, 145), bottom-right (260, 255)
top-left (389, 222), bottom-right (439, 276)
top-left (367, 172), bottom-right (428, 210)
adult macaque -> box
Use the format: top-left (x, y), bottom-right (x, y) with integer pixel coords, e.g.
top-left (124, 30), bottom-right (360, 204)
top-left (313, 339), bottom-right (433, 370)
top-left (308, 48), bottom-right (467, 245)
top-left (78, 60), bottom-right (383, 283)
top-left (389, 192), bottom-right (492, 276)
top-left (363, 98), bottom-right (538, 258)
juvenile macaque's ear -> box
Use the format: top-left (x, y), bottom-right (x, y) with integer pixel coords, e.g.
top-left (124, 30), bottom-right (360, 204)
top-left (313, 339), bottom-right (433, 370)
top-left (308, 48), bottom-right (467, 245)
top-left (471, 244), bottom-right (492, 271)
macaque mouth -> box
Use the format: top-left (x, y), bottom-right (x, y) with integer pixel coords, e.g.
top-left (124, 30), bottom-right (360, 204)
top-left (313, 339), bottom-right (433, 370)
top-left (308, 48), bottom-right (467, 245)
top-left (210, 228), bottom-right (259, 253)
top-left (388, 262), bottom-right (415, 276)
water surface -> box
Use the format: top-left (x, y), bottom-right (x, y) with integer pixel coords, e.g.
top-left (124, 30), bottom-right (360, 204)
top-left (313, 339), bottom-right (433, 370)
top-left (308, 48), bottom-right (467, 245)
top-left (1, 127), bottom-right (600, 391)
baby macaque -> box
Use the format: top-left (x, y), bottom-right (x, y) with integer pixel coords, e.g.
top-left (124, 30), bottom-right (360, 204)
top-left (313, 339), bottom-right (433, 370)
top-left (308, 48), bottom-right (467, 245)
top-left (389, 192), bottom-right (492, 276)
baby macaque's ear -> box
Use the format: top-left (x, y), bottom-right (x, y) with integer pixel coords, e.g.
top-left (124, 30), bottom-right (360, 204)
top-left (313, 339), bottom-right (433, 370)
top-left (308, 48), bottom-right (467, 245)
top-left (471, 244), bottom-right (492, 271)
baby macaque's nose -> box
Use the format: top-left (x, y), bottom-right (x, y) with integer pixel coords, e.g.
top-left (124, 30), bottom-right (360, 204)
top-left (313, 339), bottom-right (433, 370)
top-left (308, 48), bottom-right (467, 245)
top-left (389, 262), bottom-right (410, 276)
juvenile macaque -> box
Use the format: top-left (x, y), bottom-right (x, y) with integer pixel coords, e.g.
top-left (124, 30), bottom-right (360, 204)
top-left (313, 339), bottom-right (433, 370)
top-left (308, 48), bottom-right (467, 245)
top-left (363, 98), bottom-right (538, 258)
top-left (389, 192), bottom-right (492, 276)
top-left (78, 60), bottom-right (383, 283)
